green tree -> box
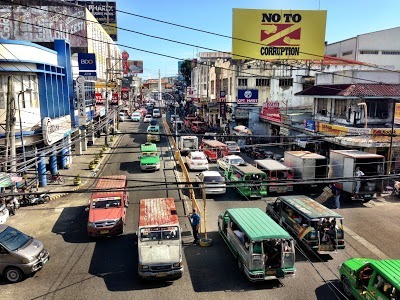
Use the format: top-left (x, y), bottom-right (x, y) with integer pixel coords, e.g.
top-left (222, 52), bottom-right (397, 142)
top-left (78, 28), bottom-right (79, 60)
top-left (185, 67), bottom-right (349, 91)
top-left (179, 59), bottom-right (192, 86)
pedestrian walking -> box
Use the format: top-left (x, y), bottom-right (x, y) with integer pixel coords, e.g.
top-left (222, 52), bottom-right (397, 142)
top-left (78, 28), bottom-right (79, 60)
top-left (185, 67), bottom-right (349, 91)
top-left (187, 208), bottom-right (200, 244)
top-left (331, 183), bottom-right (341, 209)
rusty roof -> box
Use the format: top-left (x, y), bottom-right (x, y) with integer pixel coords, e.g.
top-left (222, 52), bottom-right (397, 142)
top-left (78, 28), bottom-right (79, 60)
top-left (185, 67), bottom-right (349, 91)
top-left (296, 84), bottom-right (400, 97)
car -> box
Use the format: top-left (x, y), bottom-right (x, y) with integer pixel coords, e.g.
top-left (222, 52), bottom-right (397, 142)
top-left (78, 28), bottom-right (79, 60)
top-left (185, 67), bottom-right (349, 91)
top-left (195, 171), bottom-right (226, 195)
top-left (118, 112), bottom-right (126, 122)
top-left (150, 119), bottom-right (158, 126)
top-left (217, 155), bottom-right (245, 171)
top-left (170, 114), bottom-right (180, 123)
top-left (143, 114), bottom-right (152, 123)
top-left (185, 151), bottom-right (209, 171)
top-left (273, 153), bottom-right (284, 162)
top-left (224, 141), bottom-right (241, 155)
top-left (152, 108), bottom-right (161, 118)
top-left (131, 112), bottom-right (141, 122)
top-left (0, 224), bottom-right (50, 283)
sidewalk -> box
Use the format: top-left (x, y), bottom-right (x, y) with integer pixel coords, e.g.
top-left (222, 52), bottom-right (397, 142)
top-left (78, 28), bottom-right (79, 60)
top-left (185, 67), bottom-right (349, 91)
top-left (34, 135), bottom-right (119, 201)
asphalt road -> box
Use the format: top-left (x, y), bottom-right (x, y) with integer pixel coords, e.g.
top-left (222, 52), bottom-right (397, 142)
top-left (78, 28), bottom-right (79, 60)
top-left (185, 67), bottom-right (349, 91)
top-left (2, 117), bottom-right (400, 300)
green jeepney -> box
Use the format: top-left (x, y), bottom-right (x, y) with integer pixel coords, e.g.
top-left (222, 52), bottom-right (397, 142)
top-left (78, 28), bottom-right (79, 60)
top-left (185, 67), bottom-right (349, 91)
top-left (267, 195), bottom-right (345, 254)
top-left (218, 208), bottom-right (295, 281)
top-left (339, 258), bottom-right (400, 300)
top-left (139, 142), bottom-right (160, 171)
top-left (224, 164), bottom-right (268, 199)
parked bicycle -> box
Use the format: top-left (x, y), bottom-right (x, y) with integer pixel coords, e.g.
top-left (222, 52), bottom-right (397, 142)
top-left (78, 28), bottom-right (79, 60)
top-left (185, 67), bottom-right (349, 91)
top-left (47, 173), bottom-right (64, 184)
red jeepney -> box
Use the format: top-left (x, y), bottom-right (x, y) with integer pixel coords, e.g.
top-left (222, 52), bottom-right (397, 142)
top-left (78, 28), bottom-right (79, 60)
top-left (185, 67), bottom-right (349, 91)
top-left (191, 121), bottom-right (206, 134)
top-left (254, 159), bottom-right (294, 194)
top-left (184, 115), bottom-right (197, 128)
top-left (200, 139), bottom-right (228, 162)
top-left (87, 175), bottom-right (129, 237)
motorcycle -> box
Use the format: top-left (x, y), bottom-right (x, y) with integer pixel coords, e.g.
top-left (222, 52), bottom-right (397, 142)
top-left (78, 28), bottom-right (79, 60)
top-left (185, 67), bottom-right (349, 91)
top-left (20, 192), bottom-right (50, 206)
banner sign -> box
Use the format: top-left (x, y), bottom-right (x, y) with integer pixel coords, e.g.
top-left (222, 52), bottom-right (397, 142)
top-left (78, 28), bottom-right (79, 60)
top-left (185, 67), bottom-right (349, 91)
top-left (232, 9), bottom-right (327, 60)
top-left (42, 116), bottom-right (72, 146)
top-left (75, 76), bottom-right (87, 126)
top-left (395, 103), bottom-right (400, 124)
top-left (220, 102), bottom-right (226, 119)
top-left (65, 0), bottom-right (117, 41)
top-left (95, 92), bottom-right (105, 105)
top-left (128, 60), bottom-right (144, 73)
top-left (121, 90), bottom-right (129, 101)
top-left (260, 102), bottom-right (281, 122)
top-left (238, 89), bottom-right (258, 104)
top-left (110, 92), bottom-right (119, 105)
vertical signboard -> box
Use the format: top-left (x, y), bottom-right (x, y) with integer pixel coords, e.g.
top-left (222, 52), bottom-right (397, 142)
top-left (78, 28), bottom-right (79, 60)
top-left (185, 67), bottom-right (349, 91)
top-left (76, 76), bottom-right (87, 126)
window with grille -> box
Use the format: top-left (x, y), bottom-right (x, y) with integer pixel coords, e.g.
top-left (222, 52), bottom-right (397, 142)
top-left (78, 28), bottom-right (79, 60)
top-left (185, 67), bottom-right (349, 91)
top-left (256, 78), bottom-right (270, 87)
top-left (211, 80), bottom-right (215, 94)
top-left (279, 78), bottom-right (293, 87)
top-left (238, 78), bottom-right (247, 86)
top-left (334, 100), bottom-right (347, 117)
top-left (366, 100), bottom-right (389, 118)
top-left (317, 98), bottom-right (328, 115)
top-left (382, 51), bottom-right (400, 55)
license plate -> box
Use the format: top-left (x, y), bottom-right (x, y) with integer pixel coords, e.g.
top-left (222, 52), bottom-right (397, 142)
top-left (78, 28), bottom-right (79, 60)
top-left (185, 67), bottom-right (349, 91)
top-left (156, 272), bottom-right (167, 277)
top-left (266, 270), bottom-right (276, 275)
top-left (364, 194), bottom-right (371, 198)
top-left (100, 230), bottom-right (109, 234)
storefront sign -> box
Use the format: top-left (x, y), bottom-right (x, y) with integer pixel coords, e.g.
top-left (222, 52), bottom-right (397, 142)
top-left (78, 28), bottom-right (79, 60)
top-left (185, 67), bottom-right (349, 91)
top-left (235, 108), bottom-right (249, 119)
top-left (121, 90), bottom-right (129, 101)
top-left (371, 128), bottom-right (400, 142)
top-left (220, 102), bottom-right (226, 119)
top-left (128, 60), bottom-right (143, 74)
top-left (95, 92), bottom-right (105, 105)
top-left (260, 102), bottom-right (281, 122)
top-left (395, 103), bottom-right (400, 124)
top-left (318, 122), bottom-right (347, 136)
top-left (42, 116), bottom-right (72, 146)
top-left (76, 76), bottom-right (87, 126)
top-left (238, 89), bottom-right (259, 104)
top-left (304, 119), bottom-right (316, 132)
top-left (110, 92), bottom-right (119, 105)
top-left (78, 53), bottom-right (96, 70)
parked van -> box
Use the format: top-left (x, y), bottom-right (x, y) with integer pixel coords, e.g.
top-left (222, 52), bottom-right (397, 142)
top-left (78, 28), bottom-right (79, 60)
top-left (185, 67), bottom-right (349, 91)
top-left (218, 208), bottom-right (295, 281)
top-left (267, 195), bottom-right (345, 254)
top-left (137, 198), bottom-right (183, 280)
top-left (140, 142), bottom-right (160, 171)
top-left (87, 175), bottom-right (129, 237)
top-left (339, 258), bottom-right (400, 300)
top-left (0, 224), bottom-right (50, 282)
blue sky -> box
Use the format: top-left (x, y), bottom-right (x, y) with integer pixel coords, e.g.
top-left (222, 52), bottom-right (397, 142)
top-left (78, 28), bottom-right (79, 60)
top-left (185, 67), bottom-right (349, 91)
top-left (116, 0), bottom-right (399, 79)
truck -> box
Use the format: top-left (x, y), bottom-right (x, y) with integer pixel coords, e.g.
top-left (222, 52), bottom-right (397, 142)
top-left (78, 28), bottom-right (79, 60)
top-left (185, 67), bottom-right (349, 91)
top-left (137, 198), bottom-right (183, 280)
top-left (177, 135), bottom-right (198, 155)
top-left (283, 151), bottom-right (328, 192)
top-left (87, 175), bottom-right (129, 237)
top-left (329, 150), bottom-right (384, 202)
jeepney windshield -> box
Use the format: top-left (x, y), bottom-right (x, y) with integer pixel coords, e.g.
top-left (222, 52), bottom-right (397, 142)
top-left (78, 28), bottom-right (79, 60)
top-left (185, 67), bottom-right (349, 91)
top-left (140, 226), bottom-right (179, 241)
top-left (92, 197), bottom-right (122, 209)
top-left (142, 152), bottom-right (157, 157)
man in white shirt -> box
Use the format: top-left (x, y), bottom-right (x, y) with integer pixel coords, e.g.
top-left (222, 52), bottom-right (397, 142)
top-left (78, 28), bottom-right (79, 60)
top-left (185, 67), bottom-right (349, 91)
top-left (354, 167), bottom-right (364, 194)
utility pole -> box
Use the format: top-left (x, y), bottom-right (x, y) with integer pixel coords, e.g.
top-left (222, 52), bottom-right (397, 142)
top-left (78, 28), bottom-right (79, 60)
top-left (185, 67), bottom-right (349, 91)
top-left (158, 69), bottom-right (162, 106)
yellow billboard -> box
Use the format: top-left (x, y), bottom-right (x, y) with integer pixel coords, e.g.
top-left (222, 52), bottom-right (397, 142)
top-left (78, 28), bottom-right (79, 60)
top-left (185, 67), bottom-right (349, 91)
top-left (232, 9), bottom-right (327, 60)
top-left (395, 103), bottom-right (400, 124)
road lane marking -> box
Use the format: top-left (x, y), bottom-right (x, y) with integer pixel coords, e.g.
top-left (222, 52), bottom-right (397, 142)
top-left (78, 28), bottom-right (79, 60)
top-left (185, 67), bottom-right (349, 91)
top-left (343, 225), bottom-right (390, 259)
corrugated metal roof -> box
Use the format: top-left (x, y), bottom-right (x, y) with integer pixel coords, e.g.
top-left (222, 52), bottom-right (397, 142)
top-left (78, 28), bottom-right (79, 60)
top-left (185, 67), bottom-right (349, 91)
top-left (226, 208), bottom-right (291, 241)
top-left (296, 84), bottom-right (400, 97)
top-left (139, 198), bottom-right (178, 227)
top-left (277, 195), bottom-right (343, 219)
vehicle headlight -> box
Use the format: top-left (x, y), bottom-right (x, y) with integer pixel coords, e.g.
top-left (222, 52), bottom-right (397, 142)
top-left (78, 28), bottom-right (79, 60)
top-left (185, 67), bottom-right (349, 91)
top-left (173, 262), bottom-right (183, 268)
top-left (140, 264), bottom-right (149, 270)
top-left (87, 222), bottom-right (95, 228)
top-left (22, 256), bottom-right (36, 263)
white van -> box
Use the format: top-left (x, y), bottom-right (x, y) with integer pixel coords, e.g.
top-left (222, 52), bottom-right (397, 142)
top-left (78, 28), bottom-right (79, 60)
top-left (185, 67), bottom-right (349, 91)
top-left (152, 108), bottom-right (161, 118)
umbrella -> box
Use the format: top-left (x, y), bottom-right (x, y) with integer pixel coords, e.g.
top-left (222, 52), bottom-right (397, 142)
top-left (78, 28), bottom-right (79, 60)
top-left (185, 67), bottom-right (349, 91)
top-left (234, 125), bottom-right (253, 135)
top-left (0, 172), bottom-right (23, 188)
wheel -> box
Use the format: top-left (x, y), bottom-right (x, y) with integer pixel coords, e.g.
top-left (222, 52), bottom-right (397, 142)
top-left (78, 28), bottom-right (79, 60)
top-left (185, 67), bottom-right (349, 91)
top-left (44, 196), bottom-right (50, 202)
top-left (5, 267), bottom-right (24, 283)
top-left (342, 277), bottom-right (354, 298)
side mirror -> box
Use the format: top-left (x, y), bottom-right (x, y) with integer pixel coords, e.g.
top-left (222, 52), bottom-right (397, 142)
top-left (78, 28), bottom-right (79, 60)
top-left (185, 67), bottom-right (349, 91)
top-left (85, 207), bottom-right (89, 212)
